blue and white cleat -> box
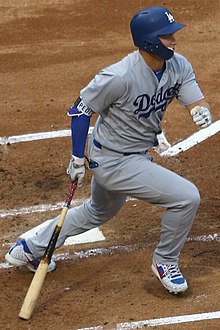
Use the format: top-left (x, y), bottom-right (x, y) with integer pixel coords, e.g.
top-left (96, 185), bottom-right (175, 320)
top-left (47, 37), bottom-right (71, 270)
top-left (5, 239), bottom-right (56, 273)
top-left (151, 260), bottom-right (188, 294)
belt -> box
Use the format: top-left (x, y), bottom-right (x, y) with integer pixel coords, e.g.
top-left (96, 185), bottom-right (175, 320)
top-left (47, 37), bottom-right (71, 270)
top-left (93, 139), bottom-right (144, 156)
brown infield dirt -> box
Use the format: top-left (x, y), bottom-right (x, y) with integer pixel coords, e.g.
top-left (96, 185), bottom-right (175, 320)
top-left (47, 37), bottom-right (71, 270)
top-left (0, 1), bottom-right (219, 329)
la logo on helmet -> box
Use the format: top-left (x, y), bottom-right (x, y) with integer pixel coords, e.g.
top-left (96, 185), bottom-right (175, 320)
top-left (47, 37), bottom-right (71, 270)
top-left (165, 12), bottom-right (175, 23)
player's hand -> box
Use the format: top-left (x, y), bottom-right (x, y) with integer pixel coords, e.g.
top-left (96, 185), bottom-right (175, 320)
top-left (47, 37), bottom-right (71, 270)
top-left (190, 106), bottom-right (212, 128)
top-left (67, 155), bottom-right (85, 187)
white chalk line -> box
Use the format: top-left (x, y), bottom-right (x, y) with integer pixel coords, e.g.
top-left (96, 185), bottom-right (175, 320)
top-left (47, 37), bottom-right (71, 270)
top-left (0, 127), bottom-right (93, 145)
top-left (0, 198), bottom-right (87, 218)
top-left (161, 119), bottom-right (220, 156)
top-left (0, 243), bottom-right (146, 270)
top-left (187, 233), bottom-right (220, 242)
top-left (1, 233), bottom-right (219, 270)
top-left (78, 311), bottom-right (220, 329)
top-left (115, 311), bottom-right (220, 329)
top-left (0, 197), bottom-right (137, 219)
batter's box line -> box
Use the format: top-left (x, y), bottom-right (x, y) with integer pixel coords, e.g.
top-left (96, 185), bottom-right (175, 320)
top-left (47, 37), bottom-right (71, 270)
top-left (77, 311), bottom-right (220, 329)
top-left (1, 234), bottom-right (219, 270)
top-left (160, 120), bottom-right (220, 156)
top-left (0, 197), bottom-right (137, 218)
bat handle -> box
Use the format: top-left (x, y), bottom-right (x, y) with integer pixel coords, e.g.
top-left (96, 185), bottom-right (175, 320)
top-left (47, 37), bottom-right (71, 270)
top-left (43, 180), bottom-right (78, 262)
top-left (65, 180), bottom-right (78, 207)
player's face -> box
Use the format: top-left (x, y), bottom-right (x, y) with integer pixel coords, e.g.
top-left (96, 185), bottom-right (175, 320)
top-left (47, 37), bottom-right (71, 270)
top-left (159, 33), bottom-right (177, 51)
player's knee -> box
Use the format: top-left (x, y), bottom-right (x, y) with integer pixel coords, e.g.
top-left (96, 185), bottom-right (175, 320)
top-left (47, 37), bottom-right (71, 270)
top-left (89, 207), bottom-right (119, 225)
top-left (184, 183), bottom-right (201, 209)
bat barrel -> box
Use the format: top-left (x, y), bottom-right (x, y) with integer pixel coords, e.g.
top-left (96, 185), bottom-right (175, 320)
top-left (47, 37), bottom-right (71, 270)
top-left (19, 261), bottom-right (49, 320)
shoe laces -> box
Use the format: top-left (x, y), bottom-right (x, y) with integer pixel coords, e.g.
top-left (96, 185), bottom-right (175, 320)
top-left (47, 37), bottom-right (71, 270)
top-left (163, 264), bottom-right (182, 279)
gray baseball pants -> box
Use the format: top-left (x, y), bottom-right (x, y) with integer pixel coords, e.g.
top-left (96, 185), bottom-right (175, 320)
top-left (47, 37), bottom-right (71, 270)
top-left (27, 143), bottom-right (200, 264)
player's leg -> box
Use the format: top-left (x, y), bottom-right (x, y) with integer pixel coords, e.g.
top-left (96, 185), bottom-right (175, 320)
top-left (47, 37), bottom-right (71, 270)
top-left (92, 152), bottom-right (200, 293)
top-left (94, 153), bottom-right (200, 262)
top-left (134, 158), bottom-right (200, 294)
top-left (5, 176), bottom-right (127, 270)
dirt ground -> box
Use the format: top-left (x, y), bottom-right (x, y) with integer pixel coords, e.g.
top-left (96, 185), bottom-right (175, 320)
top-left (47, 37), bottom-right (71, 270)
top-left (0, 0), bottom-right (220, 329)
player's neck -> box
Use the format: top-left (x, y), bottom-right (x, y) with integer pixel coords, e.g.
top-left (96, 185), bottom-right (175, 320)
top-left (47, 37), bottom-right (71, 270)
top-left (139, 50), bottom-right (165, 72)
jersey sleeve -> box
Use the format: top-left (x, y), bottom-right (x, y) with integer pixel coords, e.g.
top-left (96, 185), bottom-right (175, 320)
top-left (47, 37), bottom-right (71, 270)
top-left (80, 70), bottom-right (125, 113)
top-left (176, 58), bottom-right (204, 106)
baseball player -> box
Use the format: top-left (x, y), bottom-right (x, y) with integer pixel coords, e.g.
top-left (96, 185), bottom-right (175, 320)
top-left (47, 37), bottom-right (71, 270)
top-left (6, 6), bottom-right (212, 294)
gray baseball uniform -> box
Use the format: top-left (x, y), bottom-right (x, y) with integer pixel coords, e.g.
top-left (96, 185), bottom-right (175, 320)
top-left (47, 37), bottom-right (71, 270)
top-left (27, 50), bottom-right (203, 264)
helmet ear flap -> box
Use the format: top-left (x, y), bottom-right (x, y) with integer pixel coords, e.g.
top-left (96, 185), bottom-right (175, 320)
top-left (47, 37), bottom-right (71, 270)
top-left (144, 40), bottom-right (159, 54)
top-left (143, 38), bottom-right (173, 60)
top-left (144, 41), bottom-right (154, 54)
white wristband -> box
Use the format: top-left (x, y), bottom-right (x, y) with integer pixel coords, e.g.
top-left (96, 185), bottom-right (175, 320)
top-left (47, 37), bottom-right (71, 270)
top-left (72, 155), bottom-right (85, 166)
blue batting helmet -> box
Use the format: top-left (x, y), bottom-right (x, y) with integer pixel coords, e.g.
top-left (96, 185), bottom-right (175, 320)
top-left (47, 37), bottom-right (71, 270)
top-left (130, 6), bottom-right (185, 60)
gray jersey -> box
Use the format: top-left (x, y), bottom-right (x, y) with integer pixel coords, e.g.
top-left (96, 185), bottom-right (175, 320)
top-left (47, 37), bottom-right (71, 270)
top-left (81, 50), bottom-right (204, 153)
